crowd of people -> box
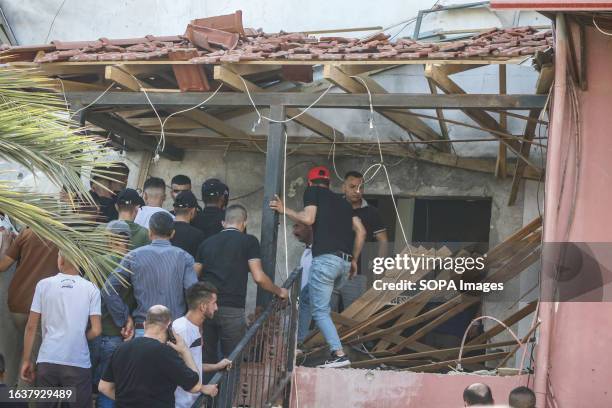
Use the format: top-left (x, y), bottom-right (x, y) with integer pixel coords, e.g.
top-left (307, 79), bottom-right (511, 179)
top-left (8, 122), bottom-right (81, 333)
top-left (0, 163), bottom-right (535, 407)
top-left (0, 162), bottom-right (395, 406)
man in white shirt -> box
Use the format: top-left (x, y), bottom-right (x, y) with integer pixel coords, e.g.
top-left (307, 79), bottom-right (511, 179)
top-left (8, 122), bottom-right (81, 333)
top-left (293, 222), bottom-right (313, 345)
top-left (20, 252), bottom-right (102, 407)
top-left (172, 282), bottom-right (231, 408)
top-left (134, 177), bottom-right (174, 228)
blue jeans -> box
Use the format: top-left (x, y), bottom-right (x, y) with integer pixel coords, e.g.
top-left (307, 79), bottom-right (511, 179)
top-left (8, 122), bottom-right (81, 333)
top-left (297, 285), bottom-right (311, 344)
top-left (306, 254), bottom-right (350, 352)
top-left (89, 335), bottom-right (123, 408)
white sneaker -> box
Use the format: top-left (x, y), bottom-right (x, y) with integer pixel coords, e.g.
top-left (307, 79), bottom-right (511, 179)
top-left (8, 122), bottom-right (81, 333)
top-left (317, 355), bottom-right (351, 368)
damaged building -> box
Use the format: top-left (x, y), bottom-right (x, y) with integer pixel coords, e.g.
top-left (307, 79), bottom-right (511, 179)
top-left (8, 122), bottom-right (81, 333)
top-left (0, 0), bottom-right (610, 406)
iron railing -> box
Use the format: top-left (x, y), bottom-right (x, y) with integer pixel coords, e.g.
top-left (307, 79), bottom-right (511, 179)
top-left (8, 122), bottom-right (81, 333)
top-left (193, 268), bottom-right (301, 408)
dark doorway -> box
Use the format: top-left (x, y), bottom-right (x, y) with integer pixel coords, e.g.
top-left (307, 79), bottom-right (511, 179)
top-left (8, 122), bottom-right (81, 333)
top-left (412, 197), bottom-right (492, 252)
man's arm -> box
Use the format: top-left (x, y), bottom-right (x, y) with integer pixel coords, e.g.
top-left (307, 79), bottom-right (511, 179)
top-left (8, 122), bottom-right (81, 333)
top-left (203, 358), bottom-right (232, 373)
top-left (193, 263), bottom-right (203, 277)
top-left (0, 255), bottom-right (15, 273)
top-left (249, 259), bottom-right (289, 299)
top-left (166, 332), bottom-right (218, 396)
top-left (183, 253), bottom-right (198, 289)
top-left (0, 230), bottom-right (17, 272)
top-left (98, 379), bottom-right (116, 400)
top-left (269, 194), bottom-right (317, 226)
top-left (350, 216), bottom-right (367, 278)
top-left (20, 311), bottom-right (40, 383)
top-left (375, 230), bottom-right (389, 259)
top-left (87, 315), bottom-right (102, 340)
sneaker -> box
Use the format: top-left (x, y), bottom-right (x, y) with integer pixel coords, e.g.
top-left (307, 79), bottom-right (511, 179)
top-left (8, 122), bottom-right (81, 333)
top-left (317, 354), bottom-right (351, 368)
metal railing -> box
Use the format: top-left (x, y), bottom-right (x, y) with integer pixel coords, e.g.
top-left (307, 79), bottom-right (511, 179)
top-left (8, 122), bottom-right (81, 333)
top-left (193, 268), bottom-right (301, 408)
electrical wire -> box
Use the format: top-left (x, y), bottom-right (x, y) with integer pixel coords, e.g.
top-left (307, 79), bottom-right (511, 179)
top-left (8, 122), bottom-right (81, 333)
top-left (240, 76), bottom-right (334, 127)
top-left (592, 16), bottom-right (612, 36)
top-left (126, 72), bottom-right (225, 161)
top-left (44, 0), bottom-right (68, 43)
top-left (70, 81), bottom-right (117, 120)
top-left (457, 315), bottom-right (523, 371)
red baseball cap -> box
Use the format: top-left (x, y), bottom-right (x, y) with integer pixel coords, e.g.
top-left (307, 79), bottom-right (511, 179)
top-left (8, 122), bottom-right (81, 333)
top-left (307, 166), bottom-right (331, 182)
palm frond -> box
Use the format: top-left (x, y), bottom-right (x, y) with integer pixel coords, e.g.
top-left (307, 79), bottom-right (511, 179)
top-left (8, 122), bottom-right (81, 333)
top-left (0, 185), bottom-right (128, 287)
top-left (0, 68), bottom-right (130, 286)
top-left (0, 68), bottom-right (116, 199)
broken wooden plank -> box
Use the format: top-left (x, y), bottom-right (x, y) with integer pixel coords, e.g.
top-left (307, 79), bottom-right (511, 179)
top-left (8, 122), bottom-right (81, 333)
top-left (495, 320), bottom-right (540, 368)
top-left (495, 64), bottom-right (508, 179)
top-left (507, 65), bottom-right (554, 205)
top-left (424, 64), bottom-right (543, 173)
top-left (403, 351), bottom-right (510, 373)
top-left (104, 65), bottom-right (141, 91)
top-left (351, 339), bottom-right (527, 368)
top-left (323, 65), bottom-right (449, 152)
top-left (214, 65), bottom-right (347, 143)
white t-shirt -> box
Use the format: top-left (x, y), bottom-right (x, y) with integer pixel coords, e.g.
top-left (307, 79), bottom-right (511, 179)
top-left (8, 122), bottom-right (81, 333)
top-left (300, 246), bottom-right (312, 289)
top-left (134, 206), bottom-right (174, 229)
top-left (31, 273), bottom-right (101, 368)
top-left (173, 316), bottom-right (202, 408)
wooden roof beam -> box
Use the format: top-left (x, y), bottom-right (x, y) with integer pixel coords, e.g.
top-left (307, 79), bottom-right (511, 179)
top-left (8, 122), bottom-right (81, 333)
top-left (424, 64), bottom-right (542, 172)
top-left (178, 109), bottom-right (258, 149)
top-left (507, 65), bottom-right (554, 205)
top-left (85, 111), bottom-right (183, 161)
top-left (323, 65), bottom-right (449, 153)
top-left (214, 65), bottom-right (346, 142)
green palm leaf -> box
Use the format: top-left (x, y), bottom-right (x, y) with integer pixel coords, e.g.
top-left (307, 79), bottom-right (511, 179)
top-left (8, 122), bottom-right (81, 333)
top-left (0, 68), bottom-right (128, 287)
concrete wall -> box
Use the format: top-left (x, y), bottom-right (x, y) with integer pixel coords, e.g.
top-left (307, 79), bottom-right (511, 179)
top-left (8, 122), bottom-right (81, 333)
top-left (292, 366), bottom-right (529, 407)
top-left (539, 22), bottom-right (612, 407)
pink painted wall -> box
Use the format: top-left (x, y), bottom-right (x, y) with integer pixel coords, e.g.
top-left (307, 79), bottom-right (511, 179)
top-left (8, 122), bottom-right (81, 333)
top-left (290, 367), bottom-right (528, 407)
top-left (541, 21), bottom-right (612, 408)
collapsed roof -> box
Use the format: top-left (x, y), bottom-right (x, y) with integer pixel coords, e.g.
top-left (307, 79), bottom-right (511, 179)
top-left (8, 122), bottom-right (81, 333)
top-left (0, 10), bottom-right (551, 64)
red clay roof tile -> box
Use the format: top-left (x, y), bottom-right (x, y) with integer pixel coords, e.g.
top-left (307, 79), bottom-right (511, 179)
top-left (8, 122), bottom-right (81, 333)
top-left (1, 11), bottom-right (551, 66)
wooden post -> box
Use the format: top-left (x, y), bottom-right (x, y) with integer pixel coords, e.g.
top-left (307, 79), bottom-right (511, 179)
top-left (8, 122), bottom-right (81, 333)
top-left (257, 105), bottom-right (287, 306)
top-left (496, 64), bottom-right (507, 178)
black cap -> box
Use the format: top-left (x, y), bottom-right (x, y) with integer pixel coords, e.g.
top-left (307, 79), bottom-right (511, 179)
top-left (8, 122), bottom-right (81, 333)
top-left (202, 178), bottom-right (229, 198)
top-left (173, 191), bottom-right (198, 209)
top-left (116, 188), bottom-right (141, 206)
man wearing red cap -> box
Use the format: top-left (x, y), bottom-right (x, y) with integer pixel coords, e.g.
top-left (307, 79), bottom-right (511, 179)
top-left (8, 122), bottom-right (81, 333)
top-left (270, 166), bottom-right (366, 367)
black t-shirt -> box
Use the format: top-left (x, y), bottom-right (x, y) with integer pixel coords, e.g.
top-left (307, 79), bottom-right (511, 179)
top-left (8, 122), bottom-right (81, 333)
top-left (91, 190), bottom-right (118, 222)
top-left (171, 221), bottom-right (205, 258)
top-left (303, 186), bottom-right (354, 257)
top-left (101, 337), bottom-right (199, 408)
top-left (196, 228), bottom-right (261, 308)
top-left (353, 203), bottom-right (386, 277)
top-left (192, 207), bottom-right (225, 240)
top-left (353, 203), bottom-right (386, 242)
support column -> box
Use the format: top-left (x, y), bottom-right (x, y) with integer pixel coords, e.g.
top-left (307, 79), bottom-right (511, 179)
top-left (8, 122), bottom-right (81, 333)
top-left (257, 105), bottom-right (286, 306)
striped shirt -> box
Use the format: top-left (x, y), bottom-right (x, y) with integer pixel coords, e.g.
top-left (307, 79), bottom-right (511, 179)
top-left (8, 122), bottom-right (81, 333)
top-left (103, 239), bottom-right (197, 326)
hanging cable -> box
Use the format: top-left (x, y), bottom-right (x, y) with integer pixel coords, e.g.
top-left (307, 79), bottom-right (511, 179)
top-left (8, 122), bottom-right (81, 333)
top-left (457, 315), bottom-right (523, 371)
top-left (239, 76), bottom-right (334, 128)
top-left (70, 81), bottom-right (117, 119)
top-left (593, 16), bottom-right (612, 36)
